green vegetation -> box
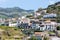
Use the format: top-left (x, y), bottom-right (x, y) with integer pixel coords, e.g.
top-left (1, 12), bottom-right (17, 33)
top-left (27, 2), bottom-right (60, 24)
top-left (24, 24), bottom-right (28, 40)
top-left (48, 31), bottom-right (55, 34)
top-left (46, 3), bottom-right (60, 13)
top-left (46, 2), bottom-right (60, 23)
top-left (28, 35), bottom-right (42, 40)
top-left (57, 31), bottom-right (60, 37)
top-left (0, 26), bottom-right (25, 40)
top-left (22, 29), bottom-right (34, 36)
top-left (36, 8), bottom-right (43, 12)
top-left (28, 36), bottom-right (38, 40)
top-left (43, 36), bottom-right (49, 40)
top-left (0, 7), bottom-right (34, 18)
top-left (26, 15), bottom-right (34, 19)
top-left (48, 31), bottom-right (56, 36)
top-left (57, 26), bottom-right (60, 30)
top-left (36, 15), bottom-right (43, 19)
top-left (0, 15), bottom-right (8, 18)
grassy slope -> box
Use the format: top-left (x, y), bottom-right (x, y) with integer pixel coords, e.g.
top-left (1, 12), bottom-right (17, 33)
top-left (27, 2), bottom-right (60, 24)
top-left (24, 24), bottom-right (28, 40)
top-left (0, 26), bottom-right (25, 40)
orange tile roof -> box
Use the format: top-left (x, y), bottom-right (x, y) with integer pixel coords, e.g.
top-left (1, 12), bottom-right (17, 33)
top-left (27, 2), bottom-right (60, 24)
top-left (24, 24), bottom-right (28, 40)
top-left (35, 32), bottom-right (44, 35)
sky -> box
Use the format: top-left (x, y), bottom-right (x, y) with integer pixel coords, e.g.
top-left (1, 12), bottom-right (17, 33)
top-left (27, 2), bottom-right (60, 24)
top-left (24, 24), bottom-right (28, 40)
top-left (0, 0), bottom-right (60, 10)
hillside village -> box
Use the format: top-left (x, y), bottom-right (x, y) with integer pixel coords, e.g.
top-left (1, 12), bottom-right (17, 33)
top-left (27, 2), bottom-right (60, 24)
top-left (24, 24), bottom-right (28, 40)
top-left (0, 2), bottom-right (60, 40)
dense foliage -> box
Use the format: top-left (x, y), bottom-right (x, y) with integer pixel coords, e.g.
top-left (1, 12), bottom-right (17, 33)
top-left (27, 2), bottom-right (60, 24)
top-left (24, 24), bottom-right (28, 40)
top-left (57, 26), bottom-right (60, 30)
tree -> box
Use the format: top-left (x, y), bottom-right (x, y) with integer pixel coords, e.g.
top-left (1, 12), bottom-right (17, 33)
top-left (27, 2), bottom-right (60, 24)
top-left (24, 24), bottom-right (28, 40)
top-left (26, 15), bottom-right (34, 19)
top-left (57, 26), bottom-right (60, 30)
top-left (43, 37), bottom-right (49, 40)
top-left (26, 15), bottom-right (33, 18)
top-left (28, 36), bottom-right (37, 40)
top-left (36, 8), bottom-right (43, 12)
top-left (36, 15), bottom-right (43, 19)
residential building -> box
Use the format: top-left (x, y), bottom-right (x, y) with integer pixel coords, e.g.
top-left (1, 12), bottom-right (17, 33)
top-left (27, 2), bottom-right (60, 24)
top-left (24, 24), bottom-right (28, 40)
top-left (9, 22), bottom-right (17, 27)
top-left (39, 20), bottom-right (57, 31)
top-left (17, 18), bottom-right (31, 29)
top-left (43, 13), bottom-right (57, 18)
top-left (31, 19), bottom-right (57, 31)
top-left (34, 32), bottom-right (49, 40)
top-left (30, 19), bottom-right (40, 29)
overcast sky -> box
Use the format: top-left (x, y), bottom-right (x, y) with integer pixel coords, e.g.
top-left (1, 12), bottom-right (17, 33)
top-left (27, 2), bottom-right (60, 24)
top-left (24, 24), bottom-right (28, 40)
top-left (0, 0), bottom-right (60, 10)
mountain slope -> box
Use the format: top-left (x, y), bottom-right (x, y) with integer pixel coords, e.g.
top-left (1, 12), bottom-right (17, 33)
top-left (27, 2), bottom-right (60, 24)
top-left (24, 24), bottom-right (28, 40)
top-left (0, 7), bottom-right (34, 18)
top-left (46, 2), bottom-right (60, 23)
top-left (46, 2), bottom-right (60, 13)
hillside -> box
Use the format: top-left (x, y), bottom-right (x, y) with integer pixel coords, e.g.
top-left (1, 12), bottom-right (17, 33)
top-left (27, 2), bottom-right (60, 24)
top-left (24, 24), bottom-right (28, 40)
top-left (0, 26), bottom-right (25, 40)
top-left (46, 2), bottom-right (60, 13)
top-left (0, 7), bottom-right (34, 18)
top-left (46, 2), bottom-right (60, 22)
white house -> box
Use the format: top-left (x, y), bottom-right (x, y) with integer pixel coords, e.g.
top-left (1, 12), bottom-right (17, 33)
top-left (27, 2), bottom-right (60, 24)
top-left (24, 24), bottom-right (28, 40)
top-left (31, 23), bottom-right (40, 29)
top-left (30, 20), bottom-right (40, 29)
top-left (39, 25), bottom-right (46, 31)
top-left (9, 23), bottom-right (17, 27)
top-left (39, 20), bottom-right (57, 31)
top-left (31, 20), bottom-right (57, 31)
top-left (43, 13), bottom-right (57, 18)
top-left (9, 21), bottom-right (17, 27)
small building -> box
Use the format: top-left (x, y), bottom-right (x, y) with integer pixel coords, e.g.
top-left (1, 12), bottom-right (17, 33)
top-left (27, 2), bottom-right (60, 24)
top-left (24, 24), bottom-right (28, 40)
top-left (39, 20), bottom-right (57, 31)
top-left (34, 32), bottom-right (49, 40)
top-left (30, 20), bottom-right (40, 29)
top-left (17, 22), bottom-right (30, 29)
top-left (43, 13), bottom-right (57, 18)
top-left (17, 18), bottom-right (31, 29)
